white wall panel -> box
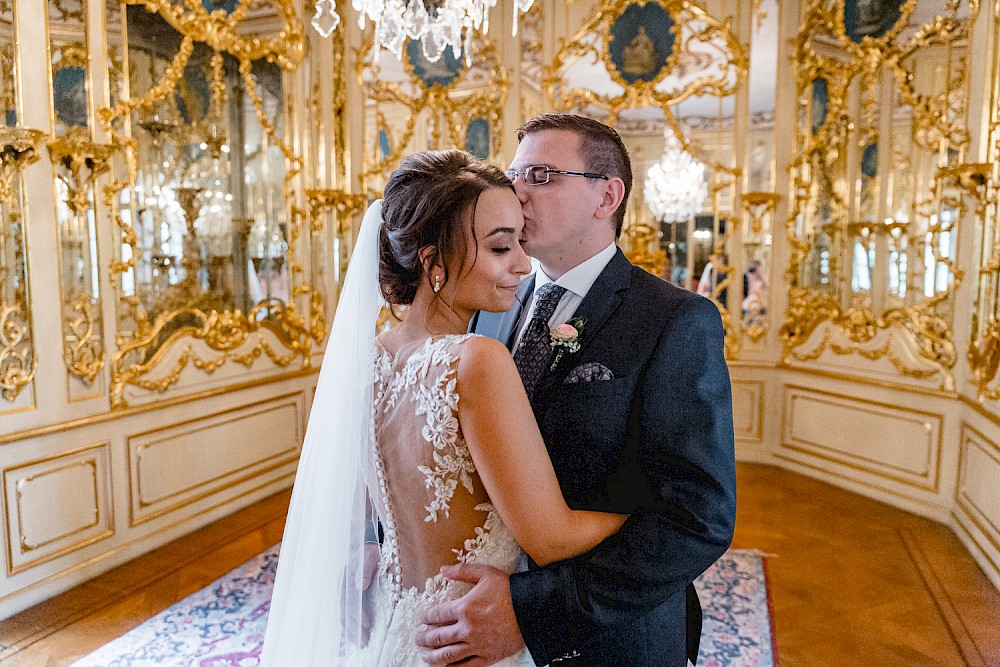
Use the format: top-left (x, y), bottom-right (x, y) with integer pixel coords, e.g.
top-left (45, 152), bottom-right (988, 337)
top-left (955, 423), bottom-right (1000, 586)
top-left (781, 385), bottom-right (942, 493)
top-left (2, 443), bottom-right (113, 575)
top-left (732, 379), bottom-right (764, 444)
top-left (127, 394), bottom-right (302, 525)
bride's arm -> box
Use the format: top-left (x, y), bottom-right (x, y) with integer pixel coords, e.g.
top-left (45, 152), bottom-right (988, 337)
top-left (456, 336), bottom-right (627, 567)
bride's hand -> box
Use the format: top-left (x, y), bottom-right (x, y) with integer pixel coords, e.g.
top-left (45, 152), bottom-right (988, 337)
top-left (362, 543), bottom-right (381, 643)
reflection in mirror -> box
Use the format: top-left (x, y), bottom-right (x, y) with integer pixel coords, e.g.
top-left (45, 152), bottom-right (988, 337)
top-left (1, 1), bottom-right (14, 127)
top-left (119, 5), bottom-right (288, 340)
top-left (48, 0), bottom-right (107, 388)
top-left (785, 0), bottom-right (971, 384)
top-left (670, 93), bottom-right (739, 304)
top-left (1, 0), bottom-right (43, 402)
top-left (739, 0), bottom-right (779, 342)
top-left (359, 30), bottom-right (505, 194)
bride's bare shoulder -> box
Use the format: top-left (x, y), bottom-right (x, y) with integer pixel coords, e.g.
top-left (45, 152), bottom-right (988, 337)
top-left (456, 335), bottom-right (517, 384)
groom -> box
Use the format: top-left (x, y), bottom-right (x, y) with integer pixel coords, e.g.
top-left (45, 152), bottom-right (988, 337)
top-left (416, 114), bottom-right (737, 666)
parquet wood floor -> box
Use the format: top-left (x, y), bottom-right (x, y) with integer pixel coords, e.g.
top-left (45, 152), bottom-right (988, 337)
top-left (2, 463), bottom-right (998, 666)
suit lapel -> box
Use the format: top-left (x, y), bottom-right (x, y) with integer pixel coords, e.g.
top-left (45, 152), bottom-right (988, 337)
top-left (470, 275), bottom-right (534, 349)
top-left (531, 250), bottom-right (632, 412)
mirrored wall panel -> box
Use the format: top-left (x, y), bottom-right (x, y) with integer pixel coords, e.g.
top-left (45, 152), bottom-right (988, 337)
top-left (47, 0), bottom-right (108, 395)
top-left (358, 28), bottom-right (507, 194)
top-left (100, 1), bottom-right (313, 408)
top-left (784, 0), bottom-right (973, 388)
top-left (1, 1), bottom-right (43, 405)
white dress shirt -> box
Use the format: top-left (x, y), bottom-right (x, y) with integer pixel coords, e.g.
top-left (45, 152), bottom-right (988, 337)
top-left (513, 243), bottom-right (618, 350)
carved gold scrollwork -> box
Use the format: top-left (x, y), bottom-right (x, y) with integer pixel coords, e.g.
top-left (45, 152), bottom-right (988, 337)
top-left (99, 0), bottom-right (312, 408)
top-left (783, 0), bottom-right (974, 388)
top-left (305, 189), bottom-right (368, 339)
top-left (0, 304), bottom-right (33, 400)
top-left (305, 189), bottom-right (368, 236)
top-left (0, 127), bottom-right (44, 400)
top-left (47, 126), bottom-right (114, 384)
top-left (357, 29), bottom-right (508, 187)
top-left (741, 192), bottom-right (780, 237)
top-left (621, 222), bottom-right (666, 278)
top-left (547, 0), bottom-right (747, 161)
top-left (47, 128), bottom-right (115, 215)
top-left (64, 293), bottom-right (103, 384)
top-left (0, 128), bottom-right (45, 203)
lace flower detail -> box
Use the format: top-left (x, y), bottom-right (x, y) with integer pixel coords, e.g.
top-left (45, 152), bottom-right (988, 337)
top-left (415, 361), bottom-right (475, 522)
top-left (453, 503), bottom-right (502, 563)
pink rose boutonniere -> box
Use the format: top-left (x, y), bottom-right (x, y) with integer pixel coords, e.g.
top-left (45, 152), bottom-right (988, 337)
top-left (549, 317), bottom-right (585, 371)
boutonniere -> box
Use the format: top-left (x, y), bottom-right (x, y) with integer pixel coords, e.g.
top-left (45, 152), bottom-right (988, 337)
top-left (549, 317), bottom-right (585, 371)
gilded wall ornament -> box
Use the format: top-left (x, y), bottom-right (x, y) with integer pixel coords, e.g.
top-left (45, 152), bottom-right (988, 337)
top-left (0, 127), bottom-right (43, 401)
top-left (964, 12), bottom-right (1000, 400)
top-left (97, 0), bottom-right (317, 408)
top-left (783, 0), bottom-right (975, 389)
top-left (357, 30), bottom-right (507, 188)
top-left (46, 127), bottom-right (114, 385)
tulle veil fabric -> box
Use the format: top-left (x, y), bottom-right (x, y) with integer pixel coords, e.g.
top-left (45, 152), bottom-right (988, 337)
top-left (260, 200), bottom-right (385, 666)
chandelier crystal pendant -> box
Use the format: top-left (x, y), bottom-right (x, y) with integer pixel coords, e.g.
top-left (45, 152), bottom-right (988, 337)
top-left (644, 126), bottom-right (709, 224)
top-left (313, 0), bottom-right (535, 64)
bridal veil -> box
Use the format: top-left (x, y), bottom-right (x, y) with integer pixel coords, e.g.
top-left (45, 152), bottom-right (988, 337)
top-left (260, 200), bottom-right (384, 666)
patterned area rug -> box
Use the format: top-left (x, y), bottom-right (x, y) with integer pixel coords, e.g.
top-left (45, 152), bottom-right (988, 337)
top-left (694, 550), bottom-right (776, 667)
top-left (72, 546), bottom-right (774, 667)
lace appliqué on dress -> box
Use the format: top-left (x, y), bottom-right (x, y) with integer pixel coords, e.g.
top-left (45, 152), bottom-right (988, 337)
top-left (388, 504), bottom-right (516, 667)
top-left (367, 336), bottom-right (530, 667)
top-left (380, 335), bottom-right (477, 524)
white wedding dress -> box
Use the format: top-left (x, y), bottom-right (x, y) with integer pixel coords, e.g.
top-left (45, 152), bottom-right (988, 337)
top-left (353, 333), bottom-right (535, 667)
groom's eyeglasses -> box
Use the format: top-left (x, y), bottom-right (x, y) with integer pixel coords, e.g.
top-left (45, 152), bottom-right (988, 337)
top-left (505, 165), bottom-right (610, 186)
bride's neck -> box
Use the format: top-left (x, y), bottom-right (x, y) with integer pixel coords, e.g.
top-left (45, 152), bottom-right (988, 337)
top-left (397, 289), bottom-right (471, 339)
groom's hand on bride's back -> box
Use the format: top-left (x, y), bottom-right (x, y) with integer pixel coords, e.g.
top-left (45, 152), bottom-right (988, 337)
top-left (416, 563), bottom-right (525, 666)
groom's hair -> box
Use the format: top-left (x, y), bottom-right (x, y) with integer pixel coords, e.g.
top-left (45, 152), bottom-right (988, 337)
top-left (517, 113), bottom-right (632, 236)
top-left (380, 149), bottom-right (513, 305)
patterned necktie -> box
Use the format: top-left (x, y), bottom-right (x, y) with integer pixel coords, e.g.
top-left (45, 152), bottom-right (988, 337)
top-left (513, 283), bottom-right (567, 397)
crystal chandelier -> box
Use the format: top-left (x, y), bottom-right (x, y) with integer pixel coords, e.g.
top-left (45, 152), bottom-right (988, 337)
top-left (644, 126), bottom-right (708, 224)
top-left (312, 0), bottom-right (535, 63)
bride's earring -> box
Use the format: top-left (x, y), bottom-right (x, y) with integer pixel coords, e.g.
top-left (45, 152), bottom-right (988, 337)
top-left (433, 275), bottom-right (441, 293)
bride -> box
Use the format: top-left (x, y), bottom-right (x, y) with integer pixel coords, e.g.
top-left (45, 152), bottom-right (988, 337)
top-left (261, 150), bottom-right (627, 666)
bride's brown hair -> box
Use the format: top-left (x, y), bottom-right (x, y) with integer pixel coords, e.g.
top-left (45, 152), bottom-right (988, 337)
top-left (379, 149), bottom-right (513, 305)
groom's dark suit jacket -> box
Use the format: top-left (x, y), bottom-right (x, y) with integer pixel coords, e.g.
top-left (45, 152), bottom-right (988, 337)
top-left (469, 249), bottom-right (736, 667)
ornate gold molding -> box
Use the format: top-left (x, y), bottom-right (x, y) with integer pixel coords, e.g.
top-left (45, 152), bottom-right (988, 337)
top-left (46, 126), bottom-right (114, 385)
top-left (0, 128), bottom-right (44, 204)
top-left (356, 29), bottom-right (508, 188)
top-left (63, 293), bottom-right (104, 384)
top-left (547, 0), bottom-right (747, 175)
top-left (0, 127), bottom-right (43, 401)
top-left (98, 1), bottom-right (315, 408)
top-left (741, 191), bottom-right (779, 236)
top-left (0, 304), bottom-right (34, 400)
top-left (782, 0), bottom-right (973, 388)
top-left (305, 189), bottom-right (367, 235)
top-left (46, 127), bottom-right (115, 215)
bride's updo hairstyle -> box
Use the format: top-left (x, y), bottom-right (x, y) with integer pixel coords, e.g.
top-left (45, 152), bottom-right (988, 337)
top-left (380, 149), bottom-right (513, 305)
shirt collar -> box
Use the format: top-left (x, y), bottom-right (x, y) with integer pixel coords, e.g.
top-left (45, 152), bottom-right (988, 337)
top-left (532, 242), bottom-right (617, 299)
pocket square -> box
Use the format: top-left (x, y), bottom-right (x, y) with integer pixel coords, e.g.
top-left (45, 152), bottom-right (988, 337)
top-left (563, 362), bottom-right (614, 384)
